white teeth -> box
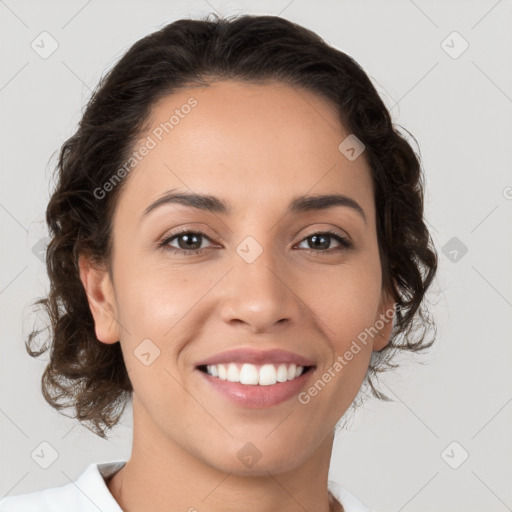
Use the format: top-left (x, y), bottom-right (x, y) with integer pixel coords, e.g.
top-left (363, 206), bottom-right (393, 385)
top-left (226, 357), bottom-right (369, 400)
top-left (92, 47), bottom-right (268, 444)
top-left (239, 364), bottom-right (259, 385)
top-left (258, 364), bottom-right (276, 386)
top-left (217, 364), bottom-right (227, 380)
top-left (204, 362), bottom-right (306, 385)
top-left (276, 364), bottom-right (288, 382)
top-left (226, 363), bottom-right (239, 382)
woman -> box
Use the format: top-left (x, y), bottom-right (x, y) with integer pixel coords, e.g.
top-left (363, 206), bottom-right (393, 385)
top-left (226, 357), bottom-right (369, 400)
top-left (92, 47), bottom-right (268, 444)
top-left (1, 13), bottom-right (437, 512)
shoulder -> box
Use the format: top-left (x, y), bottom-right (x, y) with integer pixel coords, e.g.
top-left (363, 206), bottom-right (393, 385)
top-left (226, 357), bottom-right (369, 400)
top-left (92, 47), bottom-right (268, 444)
top-left (0, 483), bottom-right (83, 512)
top-left (0, 461), bottom-right (126, 512)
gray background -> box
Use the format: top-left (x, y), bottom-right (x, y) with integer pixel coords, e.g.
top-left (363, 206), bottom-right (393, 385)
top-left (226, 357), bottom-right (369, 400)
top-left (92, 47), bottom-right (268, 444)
top-left (1, 0), bottom-right (511, 510)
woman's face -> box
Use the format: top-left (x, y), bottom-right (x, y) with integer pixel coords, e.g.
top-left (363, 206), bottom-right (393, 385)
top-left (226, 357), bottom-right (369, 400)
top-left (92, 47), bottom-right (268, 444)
top-left (82, 80), bottom-right (394, 475)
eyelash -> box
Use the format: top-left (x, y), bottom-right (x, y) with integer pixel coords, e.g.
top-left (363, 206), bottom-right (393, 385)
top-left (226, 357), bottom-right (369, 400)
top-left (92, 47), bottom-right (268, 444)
top-left (159, 228), bottom-right (352, 256)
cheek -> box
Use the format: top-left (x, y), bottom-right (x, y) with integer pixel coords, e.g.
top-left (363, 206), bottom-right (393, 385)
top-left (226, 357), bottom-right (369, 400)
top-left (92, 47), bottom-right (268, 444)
top-left (113, 266), bottom-right (212, 363)
top-left (331, 284), bottom-right (381, 345)
top-left (113, 270), bottom-right (193, 403)
top-left (114, 259), bottom-right (190, 326)
top-left (306, 258), bottom-right (382, 342)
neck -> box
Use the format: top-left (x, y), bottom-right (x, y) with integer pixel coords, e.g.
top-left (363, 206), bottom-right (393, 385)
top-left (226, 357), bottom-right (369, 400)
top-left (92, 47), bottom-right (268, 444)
top-left (107, 396), bottom-right (342, 512)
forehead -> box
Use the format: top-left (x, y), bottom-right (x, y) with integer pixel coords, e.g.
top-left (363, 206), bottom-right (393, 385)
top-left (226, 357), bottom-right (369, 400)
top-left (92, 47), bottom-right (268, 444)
top-left (116, 80), bottom-right (374, 221)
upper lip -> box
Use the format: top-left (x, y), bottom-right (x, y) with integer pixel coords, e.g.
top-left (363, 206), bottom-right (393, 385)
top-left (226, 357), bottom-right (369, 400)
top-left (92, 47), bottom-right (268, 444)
top-left (195, 348), bottom-right (316, 367)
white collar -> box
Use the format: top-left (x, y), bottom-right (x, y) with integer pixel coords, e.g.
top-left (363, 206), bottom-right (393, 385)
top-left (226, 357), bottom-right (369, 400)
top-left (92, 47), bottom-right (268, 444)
top-left (3, 460), bottom-right (372, 512)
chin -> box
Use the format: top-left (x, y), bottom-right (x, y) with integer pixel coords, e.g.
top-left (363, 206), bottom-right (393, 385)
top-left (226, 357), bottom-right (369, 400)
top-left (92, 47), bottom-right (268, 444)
top-left (219, 454), bottom-right (304, 477)
top-left (200, 439), bottom-right (309, 477)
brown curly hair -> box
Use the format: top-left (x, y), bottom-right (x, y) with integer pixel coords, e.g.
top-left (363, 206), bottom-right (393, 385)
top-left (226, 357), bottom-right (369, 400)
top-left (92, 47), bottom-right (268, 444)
top-left (26, 13), bottom-right (438, 439)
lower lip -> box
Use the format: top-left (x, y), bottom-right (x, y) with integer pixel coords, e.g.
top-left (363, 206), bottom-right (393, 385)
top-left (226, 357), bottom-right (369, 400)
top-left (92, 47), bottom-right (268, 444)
top-left (196, 368), bottom-right (315, 408)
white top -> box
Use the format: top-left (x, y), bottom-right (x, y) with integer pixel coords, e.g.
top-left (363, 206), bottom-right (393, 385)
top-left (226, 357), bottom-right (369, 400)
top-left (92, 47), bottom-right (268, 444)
top-left (0, 460), bottom-right (373, 512)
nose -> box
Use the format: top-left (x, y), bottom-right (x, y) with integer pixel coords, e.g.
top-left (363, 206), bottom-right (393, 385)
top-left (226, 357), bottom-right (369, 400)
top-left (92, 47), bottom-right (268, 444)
top-left (218, 241), bottom-right (302, 334)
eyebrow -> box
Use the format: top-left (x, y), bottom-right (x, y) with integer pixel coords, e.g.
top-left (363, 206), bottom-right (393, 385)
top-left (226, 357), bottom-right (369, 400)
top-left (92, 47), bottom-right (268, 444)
top-left (142, 190), bottom-right (367, 224)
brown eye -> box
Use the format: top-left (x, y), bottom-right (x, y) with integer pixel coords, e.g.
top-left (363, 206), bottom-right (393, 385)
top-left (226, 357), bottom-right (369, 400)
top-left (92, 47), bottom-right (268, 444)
top-left (159, 229), bottom-right (352, 257)
top-left (160, 230), bottom-right (213, 255)
top-left (297, 231), bottom-right (352, 253)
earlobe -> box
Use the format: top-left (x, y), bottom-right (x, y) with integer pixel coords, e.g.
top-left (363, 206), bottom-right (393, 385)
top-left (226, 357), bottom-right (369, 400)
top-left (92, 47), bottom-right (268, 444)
top-left (78, 254), bottom-right (120, 345)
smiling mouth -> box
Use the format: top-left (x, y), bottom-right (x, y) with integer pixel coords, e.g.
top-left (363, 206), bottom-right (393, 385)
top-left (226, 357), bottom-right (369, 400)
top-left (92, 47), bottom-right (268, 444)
top-left (196, 363), bottom-right (315, 386)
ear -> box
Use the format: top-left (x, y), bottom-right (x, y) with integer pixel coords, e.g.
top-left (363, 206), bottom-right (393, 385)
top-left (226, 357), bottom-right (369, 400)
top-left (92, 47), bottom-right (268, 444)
top-left (78, 253), bottom-right (120, 344)
top-left (372, 286), bottom-right (396, 352)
